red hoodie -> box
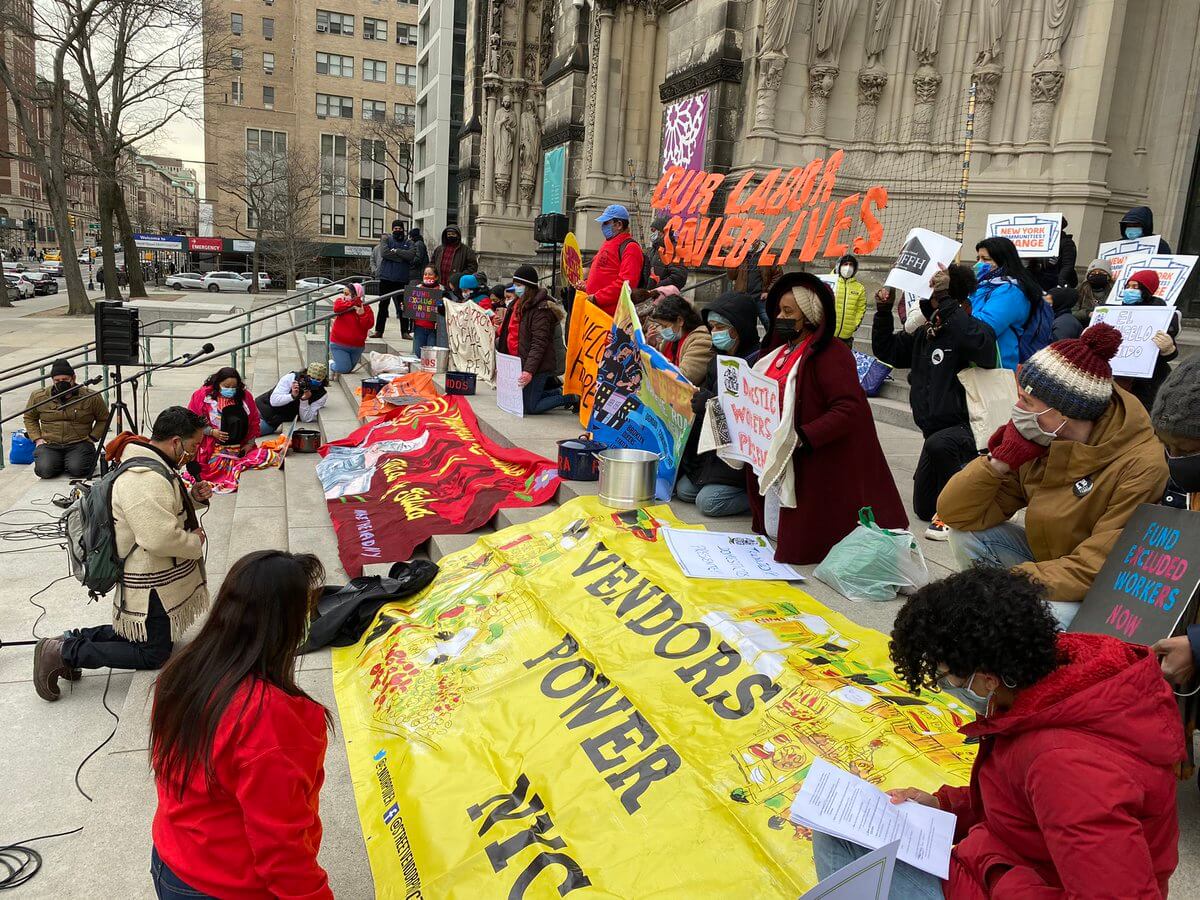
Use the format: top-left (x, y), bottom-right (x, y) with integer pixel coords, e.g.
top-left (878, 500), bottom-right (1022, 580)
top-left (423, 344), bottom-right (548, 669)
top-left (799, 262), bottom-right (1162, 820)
top-left (936, 633), bottom-right (1181, 899)
top-left (585, 232), bottom-right (643, 315)
top-left (152, 680), bottom-right (333, 900)
top-left (330, 295), bottom-right (374, 348)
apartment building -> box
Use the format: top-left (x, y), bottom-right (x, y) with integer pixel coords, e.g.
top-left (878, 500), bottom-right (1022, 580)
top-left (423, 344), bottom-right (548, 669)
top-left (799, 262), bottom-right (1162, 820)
top-left (203, 0), bottom-right (420, 271)
top-left (411, 0), bottom-right (465, 236)
top-left (129, 156), bottom-right (199, 235)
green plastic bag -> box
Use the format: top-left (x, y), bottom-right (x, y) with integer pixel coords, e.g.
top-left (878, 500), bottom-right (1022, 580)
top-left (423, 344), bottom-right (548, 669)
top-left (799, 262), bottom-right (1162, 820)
top-left (813, 508), bottom-right (930, 601)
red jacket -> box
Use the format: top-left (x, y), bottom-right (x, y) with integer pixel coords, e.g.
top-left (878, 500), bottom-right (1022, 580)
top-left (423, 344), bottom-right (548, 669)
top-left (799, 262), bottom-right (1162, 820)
top-left (330, 296), bottom-right (375, 348)
top-left (937, 633), bottom-right (1181, 900)
top-left (152, 680), bottom-right (333, 900)
top-left (585, 232), bottom-right (643, 315)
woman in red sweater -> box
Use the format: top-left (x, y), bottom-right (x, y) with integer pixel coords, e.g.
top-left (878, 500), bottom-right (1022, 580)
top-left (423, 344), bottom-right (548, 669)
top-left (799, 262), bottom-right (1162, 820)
top-left (329, 282), bottom-right (374, 380)
top-left (150, 550), bottom-right (333, 900)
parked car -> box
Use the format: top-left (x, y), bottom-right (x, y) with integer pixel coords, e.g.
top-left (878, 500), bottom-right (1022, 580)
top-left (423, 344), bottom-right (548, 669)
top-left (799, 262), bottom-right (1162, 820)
top-left (4, 274), bottom-right (34, 298)
top-left (3, 261), bottom-right (26, 274)
top-left (252, 272), bottom-right (273, 290)
top-left (40, 261), bottom-right (64, 277)
top-left (295, 276), bottom-right (333, 293)
top-left (202, 271), bottom-right (252, 293)
top-left (166, 272), bottom-right (207, 290)
top-left (19, 272), bottom-right (57, 295)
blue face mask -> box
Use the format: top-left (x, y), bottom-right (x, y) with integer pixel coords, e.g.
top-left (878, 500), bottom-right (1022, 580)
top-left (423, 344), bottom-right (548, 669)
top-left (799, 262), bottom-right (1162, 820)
top-left (711, 330), bottom-right (736, 351)
top-left (1124, 225), bottom-right (1145, 239)
top-left (601, 222), bottom-right (615, 240)
top-left (973, 260), bottom-right (994, 280)
top-left (513, 284), bottom-right (526, 297)
top-left (659, 326), bottom-right (679, 343)
top-left (219, 386), bottom-right (237, 399)
top-left (1121, 287), bottom-right (1143, 305)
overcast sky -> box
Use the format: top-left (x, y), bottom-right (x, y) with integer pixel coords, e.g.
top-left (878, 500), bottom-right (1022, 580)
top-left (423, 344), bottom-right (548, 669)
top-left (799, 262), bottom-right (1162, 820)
top-left (153, 113), bottom-right (207, 197)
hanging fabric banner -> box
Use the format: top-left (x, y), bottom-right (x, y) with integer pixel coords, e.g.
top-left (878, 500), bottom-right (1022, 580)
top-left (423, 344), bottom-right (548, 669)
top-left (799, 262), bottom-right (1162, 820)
top-left (563, 290), bottom-right (612, 428)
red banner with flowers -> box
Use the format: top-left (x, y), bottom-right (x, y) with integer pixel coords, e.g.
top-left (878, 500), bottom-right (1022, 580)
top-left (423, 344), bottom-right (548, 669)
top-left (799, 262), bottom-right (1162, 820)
top-left (317, 396), bottom-right (560, 575)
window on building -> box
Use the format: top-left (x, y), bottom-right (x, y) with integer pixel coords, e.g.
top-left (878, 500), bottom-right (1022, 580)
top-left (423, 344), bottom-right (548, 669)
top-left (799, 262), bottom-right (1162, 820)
top-left (362, 99), bottom-right (386, 121)
top-left (320, 134), bottom-right (348, 237)
top-left (316, 93), bottom-right (354, 118)
top-left (316, 9), bottom-right (354, 35)
top-left (263, 51), bottom-right (275, 74)
top-left (231, 48), bottom-right (243, 70)
top-left (315, 52), bottom-right (353, 77)
top-left (231, 12), bottom-right (243, 34)
top-left (263, 85), bottom-right (275, 109)
top-left (394, 102), bottom-right (415, 125)
top-left (363, 17), bottom-right (387, 40)
top-left (395, 63), bottom-right (416, 86)
top-left (395, 23), bottom-right (416, 45)
top-left (231, 80), bottom-right (244, 105)
top-left (397, 0), bottom-right (419, 5)
top-left (363, 58), bottom-right (387, 82)
top-left (359, 139), bottom-right (386, 239)
top-left (262, 17), bottom-right (274, 39)
top-left (246, 128), bottom-right (287, 155)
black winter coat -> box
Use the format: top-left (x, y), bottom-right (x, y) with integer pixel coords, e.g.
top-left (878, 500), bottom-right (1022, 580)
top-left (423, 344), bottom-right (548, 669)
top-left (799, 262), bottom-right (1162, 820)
top-left (1114, 297), bottom-right (1180, 412)
top-left (872, 294), bottom-right (998, 438)
top-left (496, 288), bottom-right (564, 376)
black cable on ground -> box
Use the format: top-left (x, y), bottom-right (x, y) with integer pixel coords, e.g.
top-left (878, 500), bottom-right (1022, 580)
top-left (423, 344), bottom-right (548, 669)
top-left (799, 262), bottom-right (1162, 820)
top-left (0, 828), bottom-right (84, 890)
top-left (73, 667), bottom-right (120, 803)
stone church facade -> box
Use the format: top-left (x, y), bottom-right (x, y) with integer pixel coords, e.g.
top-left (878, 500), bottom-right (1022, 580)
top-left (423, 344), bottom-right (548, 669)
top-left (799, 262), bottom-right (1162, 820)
top-left (458, 0), bottom-right (1200, 307)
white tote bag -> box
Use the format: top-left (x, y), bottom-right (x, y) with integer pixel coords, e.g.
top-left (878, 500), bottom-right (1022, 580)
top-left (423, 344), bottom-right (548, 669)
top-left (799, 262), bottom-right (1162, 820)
top-left (957, 362), bottom-right (1017, 451)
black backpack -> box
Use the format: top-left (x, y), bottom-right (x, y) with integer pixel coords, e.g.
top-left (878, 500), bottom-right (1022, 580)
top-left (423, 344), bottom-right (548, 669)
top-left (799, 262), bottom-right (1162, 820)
top-left (1017, 293), bottom-right (1055, 363)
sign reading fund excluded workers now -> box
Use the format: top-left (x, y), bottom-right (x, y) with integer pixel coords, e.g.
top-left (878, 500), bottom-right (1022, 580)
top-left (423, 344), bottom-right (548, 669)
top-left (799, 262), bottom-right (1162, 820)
top-left (653, 150), bottom-right (888, 269)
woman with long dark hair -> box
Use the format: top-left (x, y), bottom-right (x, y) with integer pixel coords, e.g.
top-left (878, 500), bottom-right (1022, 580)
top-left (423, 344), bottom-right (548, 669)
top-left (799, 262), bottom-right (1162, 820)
top-left (649, 293), bottom-right (713, 385)
top-left (970, 236), bottom-right (1042, 369)
top-left (186, 366), bottom-right (280, 491)
top-left (150, 550), bottom-right (332, 900)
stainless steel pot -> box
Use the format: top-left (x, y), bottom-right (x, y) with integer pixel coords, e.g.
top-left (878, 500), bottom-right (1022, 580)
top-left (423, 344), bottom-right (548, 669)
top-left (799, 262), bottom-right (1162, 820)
top-left (420, 346), bottom-right (450, 374)
top-left (597, 448), bottom-right (658, 509)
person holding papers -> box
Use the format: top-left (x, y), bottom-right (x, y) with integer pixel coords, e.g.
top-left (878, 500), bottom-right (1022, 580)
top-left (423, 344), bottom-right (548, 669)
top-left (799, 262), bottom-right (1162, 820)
top-left (813, 566), bottom-right (1182, 899)
top-left (1112, 268), bottom-right (1180, 411)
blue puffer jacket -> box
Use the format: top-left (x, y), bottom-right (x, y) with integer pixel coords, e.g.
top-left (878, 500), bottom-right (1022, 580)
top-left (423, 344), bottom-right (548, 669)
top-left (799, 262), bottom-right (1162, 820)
top-left (969, 275), bottom-right (1031, 370)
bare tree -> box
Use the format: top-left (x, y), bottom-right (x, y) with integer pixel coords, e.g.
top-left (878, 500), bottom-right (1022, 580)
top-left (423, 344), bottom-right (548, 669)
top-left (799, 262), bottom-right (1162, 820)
top-left (349, 116), bottom-right (416, 221)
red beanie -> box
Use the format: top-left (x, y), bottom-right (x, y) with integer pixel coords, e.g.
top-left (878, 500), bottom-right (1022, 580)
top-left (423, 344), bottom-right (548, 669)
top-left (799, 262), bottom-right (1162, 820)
top-left (1127, 269), bottom-right (1160, 297)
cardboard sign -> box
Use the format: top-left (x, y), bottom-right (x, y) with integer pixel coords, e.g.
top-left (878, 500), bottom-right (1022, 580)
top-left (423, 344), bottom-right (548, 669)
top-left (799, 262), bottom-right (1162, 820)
top-left (563, 291), bottom-right (612, 428)
top-left (884, 228), bottom-right (961, 301)
top-left (1089, 305), bottom-right (1176, 378)
top-left (495, 352), bottom-right (525, 417)
top-left (1114, 254), bottom-right (1198, 307)
top-left (986, 213), bottom-right (1063, 257)
top-left (404, 286), bottom-right (439, 319)
top-left (714, 355), bottom-right (780, 476)
top-left (1068, 504), bottom-right (1200, 646)
top-left (1097, 236), bottom-right (1161, 287)
top-left (446, 299), bottom-right (497, 383)
top-left (561, 232), bottom-right (585, 290)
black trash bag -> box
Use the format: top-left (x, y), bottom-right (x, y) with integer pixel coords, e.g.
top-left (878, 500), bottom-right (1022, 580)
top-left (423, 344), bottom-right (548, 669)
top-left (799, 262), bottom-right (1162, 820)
top-left (299, 559), bottom-right (438, 653)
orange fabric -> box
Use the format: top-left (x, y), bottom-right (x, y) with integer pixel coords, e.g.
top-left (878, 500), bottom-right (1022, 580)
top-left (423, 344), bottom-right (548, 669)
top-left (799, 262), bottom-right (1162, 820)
top-left (356, 372), bottom-right (440, 418)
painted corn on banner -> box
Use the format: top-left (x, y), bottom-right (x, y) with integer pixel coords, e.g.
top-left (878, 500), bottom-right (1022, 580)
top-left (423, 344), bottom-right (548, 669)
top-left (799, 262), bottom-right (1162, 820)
top-left (333, 497), bottom-right (975, 897)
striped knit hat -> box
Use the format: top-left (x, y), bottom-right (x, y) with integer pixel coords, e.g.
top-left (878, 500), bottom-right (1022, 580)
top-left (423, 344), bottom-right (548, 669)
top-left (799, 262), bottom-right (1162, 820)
top-left (1019, 322), bottom-right (1123, 421)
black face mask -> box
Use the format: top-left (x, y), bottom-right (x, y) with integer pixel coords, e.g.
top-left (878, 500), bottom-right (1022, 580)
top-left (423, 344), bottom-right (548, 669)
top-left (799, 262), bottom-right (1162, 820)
top-left (51, 381), bottom-right (72, 396)
top-left (445, 234), bottom-right (460, 246)
top-left (774, 318), bottom-right (800, 341)
top-left (1168, 451), bottom-right (1200, 493)
top-left (1087, 274), bottom-right (1110, 290)
top-left (392, 230), bottom-right (403, 239)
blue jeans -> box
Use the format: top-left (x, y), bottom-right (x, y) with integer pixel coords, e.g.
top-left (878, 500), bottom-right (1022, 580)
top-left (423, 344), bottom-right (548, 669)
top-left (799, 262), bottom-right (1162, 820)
top-left (329, 342), bottom-right (363, 374)
top-left (523, 371), bottom-right (570, 415)
top-left (676, 473), bottom-right (750, 517)
top-left (811, 833), bottom-right (944, 900)
top-left (949, 522), bottom-right (1078, 627)
top-left (412, 325), bottom-right (438, 356)
top-left (151, 847), bottom-right (215, 899)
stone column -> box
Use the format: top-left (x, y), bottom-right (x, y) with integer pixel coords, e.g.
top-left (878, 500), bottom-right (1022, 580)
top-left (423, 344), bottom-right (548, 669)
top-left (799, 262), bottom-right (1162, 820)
top-left (586, 0), bottom-right (617, 181)
top-left (805, 64), bottom-right (839, 137)
top-left (970, 65), bottom-right (1002, 145)
top-left (637, 5), bottom-right (660, 177)
top-left (752, 53), bottom-right (787, 136)
top-left (853, 68), bottom-right (888, 142)
top-left (911, 66), bottom-right (942, 143)
top-left (480, 77), bottom-right (501, 216)
top-left (613, 4), bottom-right (636, 182)
top-left (1028, 66), bottom-right (1065, 144)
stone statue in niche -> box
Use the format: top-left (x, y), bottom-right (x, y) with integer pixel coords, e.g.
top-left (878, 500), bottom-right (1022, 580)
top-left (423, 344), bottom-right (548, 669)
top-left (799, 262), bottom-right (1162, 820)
top-left (754, 0), bottom-right (800, 133)
top-left (1038, 0), bottom-right (1077, 63)
top-left (760, 0), bottom-right (800, 57)
top-left (494, 95), bottom-right (516, 195)
top-left (812, 0), bottom-right (856, 63)
top-left (976, 0), bottom-right (1005, 67)
top-left (486, 34), bottom-right (502, 74)
top-left (912, 0), bottom-right (942, 66)
top-left (864, 0), bottom-right (899, 66)
top-left (519, 103), bottom-right (541, 194)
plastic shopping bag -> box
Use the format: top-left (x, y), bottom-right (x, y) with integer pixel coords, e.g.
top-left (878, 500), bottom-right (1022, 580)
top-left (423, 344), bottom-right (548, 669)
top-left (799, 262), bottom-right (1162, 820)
top-left (813, 507), bottom-right (930, 601)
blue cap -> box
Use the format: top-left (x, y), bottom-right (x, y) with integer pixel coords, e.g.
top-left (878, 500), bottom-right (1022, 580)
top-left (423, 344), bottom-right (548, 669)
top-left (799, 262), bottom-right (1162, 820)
top-left (458, 274), bottom-right (478, 291)
top-left (596, 204), bottom-right (630, 224)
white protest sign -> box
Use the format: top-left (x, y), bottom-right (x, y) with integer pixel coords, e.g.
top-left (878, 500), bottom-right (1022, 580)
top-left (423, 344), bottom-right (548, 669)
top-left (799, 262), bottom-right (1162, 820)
top-left (884, 228), bottom-right (961, 300)
top-left (446, 299), bottom-right (497, 382)
top-left (661, 527), bottom-right (803, 581)
top-left (800, 840), bottom-right (899, 900)
top-left (495, 352), bottom-right (525, 417)
top-left (986, 213), bottom-right (1063, 257)
top-left (714, 355), bottom-right (780, 476)
top-left (1090, 305), bottom-right (1176, 378)
top-left (1098, 236), bottom-right (1161, 287)
top-left (1114, 254), bottom-right (1197, 308)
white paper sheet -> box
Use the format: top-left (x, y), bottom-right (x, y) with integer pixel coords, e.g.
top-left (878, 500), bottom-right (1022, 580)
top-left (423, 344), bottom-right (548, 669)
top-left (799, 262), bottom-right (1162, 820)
top-left (884, 228), bottom-right (961, 301)
top-left (495, 352), bottom-right (525, 417)
top-left (790, 757), bottom-right (956, 880)
top-left (800, 840), bottom-right (899, 900)
top-left (661, 527), bottom-right (804, 581)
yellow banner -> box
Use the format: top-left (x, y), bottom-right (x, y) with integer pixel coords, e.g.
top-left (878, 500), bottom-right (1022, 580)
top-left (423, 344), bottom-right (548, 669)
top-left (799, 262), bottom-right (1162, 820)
top-left (563, 293), bottom-right (611, 429)
top-left (334, 498), bottom-right (975, 898)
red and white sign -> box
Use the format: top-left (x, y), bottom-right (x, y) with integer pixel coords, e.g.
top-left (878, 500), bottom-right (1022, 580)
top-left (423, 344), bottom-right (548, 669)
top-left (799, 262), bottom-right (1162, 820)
top-left (188, 237), bottom-right (223, 252)
top-left (985, 213), bottom-right (1063, 258)
top-left (714, 355), bottom-right (780, 476)
top-left (1115, 254), bottom-right (1198, 308)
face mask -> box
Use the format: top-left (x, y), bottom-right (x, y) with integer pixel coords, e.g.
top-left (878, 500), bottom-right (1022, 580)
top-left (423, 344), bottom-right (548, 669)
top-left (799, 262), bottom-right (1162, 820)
top-left (513, 284), bottom-right (526, 297)
top-left (961, 673), bottom-right (994, 716)
top-left (445, 233), bottom-right (460, 245)
top-left (1124, 225), bottom-right (1144, 239)
top-left (219, 386), bottom-right (237, 399)
top-left (1121, 287), bottom-right (1143, 305)
top-left (973, 260), bottom-right (994, 280)
top-left (1011, 403), bottom-right (1064, 446)
top-left (774, 318), bottom-right (800, 341)
top-left (392, 230), bottom-right (403, 239)
top-left (173, 440), bottom-right (192, 468)
top-left (659, 326), bottom-right (679, 343)
top-left (1087, 273), bottom-right (1110, 290)
top-left (51, 380), bottom-right (72, 395)
top-left (423, 276), bottom-right (437, 286)
top-left (650, 230), bottom-right (660, 243)
top-left (601, 222), bottom-right (615, 240)
top-left (839, 265), bottom-right (854, 279)
top-left (711, 330), bottom-right (735, 351)
top-left (1167, 451), bottom-right (1200, 493)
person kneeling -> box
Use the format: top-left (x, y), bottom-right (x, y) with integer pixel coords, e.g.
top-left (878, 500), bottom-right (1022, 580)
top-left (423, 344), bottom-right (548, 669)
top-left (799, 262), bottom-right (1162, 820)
top-left (496, 264), bottom-right (576, 415)
top-left (23, 358), bottom-right (107, 479)
top-left (815, 566), bottom-right (1182, 899)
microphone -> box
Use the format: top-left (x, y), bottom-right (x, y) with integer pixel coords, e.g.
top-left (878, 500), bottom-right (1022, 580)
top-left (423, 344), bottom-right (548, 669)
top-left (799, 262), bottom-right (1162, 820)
top-left (185, 460), bottom-right (202, 480)
top-left (182, 343), bottom-right (215, 361)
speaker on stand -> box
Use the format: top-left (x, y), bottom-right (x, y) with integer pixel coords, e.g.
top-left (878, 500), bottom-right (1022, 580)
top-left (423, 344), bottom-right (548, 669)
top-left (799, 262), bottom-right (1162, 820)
top-left (93, 300), bottom-right (142, 473)
top-left (534, 213), bottom-right (571, 303)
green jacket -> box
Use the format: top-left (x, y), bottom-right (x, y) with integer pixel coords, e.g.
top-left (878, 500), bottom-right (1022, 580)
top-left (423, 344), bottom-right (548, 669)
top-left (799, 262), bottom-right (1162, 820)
top-left (23, 384), bottom-right (108, 445)
top-left (832, 276), bottom-right (867, 340)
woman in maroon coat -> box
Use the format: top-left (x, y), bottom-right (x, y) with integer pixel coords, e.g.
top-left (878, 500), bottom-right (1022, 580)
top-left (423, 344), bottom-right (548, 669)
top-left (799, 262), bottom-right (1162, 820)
top-left (748, 271), bottom-right (906, 563)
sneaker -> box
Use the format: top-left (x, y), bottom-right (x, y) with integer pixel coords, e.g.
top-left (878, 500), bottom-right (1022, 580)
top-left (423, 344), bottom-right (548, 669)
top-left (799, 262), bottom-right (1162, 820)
top-left (925, 515), bottom-right (950, 541)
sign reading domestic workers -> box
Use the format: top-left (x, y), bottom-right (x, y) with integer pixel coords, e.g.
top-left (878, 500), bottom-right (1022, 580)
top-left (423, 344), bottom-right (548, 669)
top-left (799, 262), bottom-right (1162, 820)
top-left (1069, 504), bottom-right (1200, 645)
top-left (332, 498), bottom-right (976, 896)
top-left (713, 354), bottom-right (780, 477)
top-left (985, 213), bottom-right (1063, 257)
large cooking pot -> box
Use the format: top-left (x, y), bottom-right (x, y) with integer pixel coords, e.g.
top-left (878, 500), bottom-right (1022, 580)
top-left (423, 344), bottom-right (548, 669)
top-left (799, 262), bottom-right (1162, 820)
top-left (557, 436), bottom-right (607, 481)
top-left (597, 448), bottom-right (658, 509)
top-left (291, 428), bottom-right (322, 453)
top-left (420, 346), bottom-right (450, 374)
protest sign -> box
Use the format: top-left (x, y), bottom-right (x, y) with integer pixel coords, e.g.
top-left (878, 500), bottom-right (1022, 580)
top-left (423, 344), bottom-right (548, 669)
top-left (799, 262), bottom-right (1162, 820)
top-left (662, 527), bottom-right (802, 581)
top-left (333, 497), bottom-right (975, 895)
top-left (564, 292), bottom-right (612, 428)
top-left (1097, 236), bottom-right (1161, 287)
top-left (587, 285), bottom-right (697, 500)
top-left (404, 285), bottom-right (438, 319)
top-left (317, 397), bottom-right (559, 575)
top-left (561, 231), bottom-right (585, 290)
top-left (496, 351), bottom-right (525, 417)
top-left (714, 354), bottom-right (780, 476)
top-left (884, 228), bottom-right (961, 301)
top-left (445, 299), bottom-right (496, 382)
top-left (1113, 254), bottom-right (1198, 307)
top-left (1068, 504), bottom-right (1200, 645)
top-left (985, 213), bottom-right (1063, 257)
top-left (1089, 305), bottom-right (1175, 378)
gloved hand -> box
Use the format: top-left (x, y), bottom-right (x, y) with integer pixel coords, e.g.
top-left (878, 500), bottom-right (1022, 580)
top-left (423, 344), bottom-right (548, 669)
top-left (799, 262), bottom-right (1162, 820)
top-left (987, 422), bottom-right (1049, 471)
top-left (691, 388), bottom-right (714, 416)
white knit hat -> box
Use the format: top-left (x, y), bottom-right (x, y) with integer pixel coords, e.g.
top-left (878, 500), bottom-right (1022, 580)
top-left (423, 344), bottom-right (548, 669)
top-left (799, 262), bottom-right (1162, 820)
top-left (791, 285), bottom-right (824, 325)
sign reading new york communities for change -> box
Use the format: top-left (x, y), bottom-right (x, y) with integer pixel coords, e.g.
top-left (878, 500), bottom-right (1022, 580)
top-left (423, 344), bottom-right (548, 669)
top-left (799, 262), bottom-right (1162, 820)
top-left (1112, 254), bottom-right (1198, 307)
top-left (1069, 504), bottom-right (1200, 646)
top-left (985, 213), bottom-right (1062, 258)
top-left (541, 146), bottom-right (566, 216)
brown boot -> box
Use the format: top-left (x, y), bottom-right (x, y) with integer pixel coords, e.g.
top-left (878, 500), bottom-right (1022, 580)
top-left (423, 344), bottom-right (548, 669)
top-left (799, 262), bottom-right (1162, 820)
top-left (33, 637), bottom-right (68, 701)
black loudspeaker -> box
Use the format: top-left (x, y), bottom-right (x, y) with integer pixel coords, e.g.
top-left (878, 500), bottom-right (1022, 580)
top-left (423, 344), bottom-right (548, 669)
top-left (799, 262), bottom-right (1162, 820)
top-left (534, 213), bottom-right (569, 244)
top-left (95, 300), bottom-right (140, 366)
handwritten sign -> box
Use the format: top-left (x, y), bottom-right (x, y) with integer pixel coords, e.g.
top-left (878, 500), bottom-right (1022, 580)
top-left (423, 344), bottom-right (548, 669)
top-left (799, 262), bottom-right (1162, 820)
top-left (1069, 504), bottom-right (1200, 645)
top-left (986, 213), bottom-right (1062, 257)
top-left (446, 299), bottom-right (497, 383)
top-left (1097, 236), bottom-right (1161, 288)
top-left (564, 291), bottom-right (612, 427)
top-left (404, 286), bottom-right (439, 319)
top-left (495, 352), bottom-right (525, 417)
top-left (561, 232), bottom-right (585, 290)
top-left (1089, 305), bottom-right (1175, 378)
top-left (661, 527), bottom-right (802, 581)
top-left (714, 355), bottom-right (780, 477)
top-left (1114, 254), bottom-right (1198, 307)
top-left (884, 228), bottom-right (961, 301)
